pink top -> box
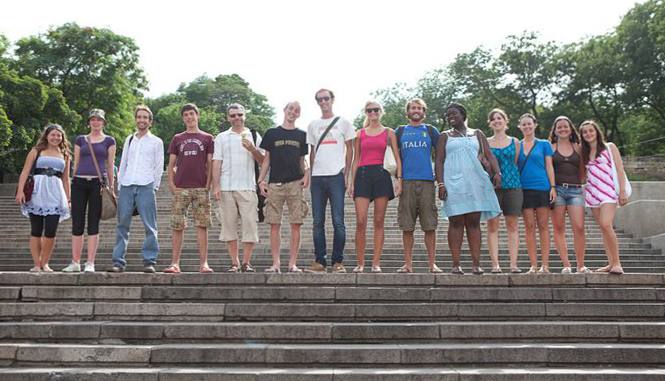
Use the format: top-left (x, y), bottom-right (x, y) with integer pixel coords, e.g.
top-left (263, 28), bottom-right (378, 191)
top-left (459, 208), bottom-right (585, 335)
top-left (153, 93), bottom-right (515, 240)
top-left (359, 128), bottom-right (388, 167)
top-left (585, 148), bottom-right (618, 207)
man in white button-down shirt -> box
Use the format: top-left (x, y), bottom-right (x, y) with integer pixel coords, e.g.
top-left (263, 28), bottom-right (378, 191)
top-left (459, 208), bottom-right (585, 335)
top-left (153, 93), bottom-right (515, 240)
top-left (212, 103), bottom-right (265, 272)
top-left (108, 105), bottom-right (164, 273)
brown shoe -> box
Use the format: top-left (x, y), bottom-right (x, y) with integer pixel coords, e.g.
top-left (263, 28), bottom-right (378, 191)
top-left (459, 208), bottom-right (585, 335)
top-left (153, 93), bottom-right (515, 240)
top-left (241, 263), bottom-right (255, 273)
top-left (332, 263), bottom-right (346, 273)
top-left (304, 262), bottom-right (327, 273)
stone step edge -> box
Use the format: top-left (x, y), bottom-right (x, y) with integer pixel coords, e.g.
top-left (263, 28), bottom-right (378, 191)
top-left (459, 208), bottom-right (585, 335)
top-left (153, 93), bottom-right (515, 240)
top-left (1, 272), bottom-right (663, 287)
top-left (2, 343), bottom-right (665, 366)
top-left (1, 321), bottom-right (663, 342)
top-left (1, 367), bottom-right (665, 381)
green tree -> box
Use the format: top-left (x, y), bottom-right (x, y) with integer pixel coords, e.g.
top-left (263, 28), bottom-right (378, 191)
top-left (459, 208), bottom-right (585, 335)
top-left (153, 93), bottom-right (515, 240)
top-left (0, 62), bottom-right (79, 179)
top-left (13, 23), bottom-right (147, 140)
top-left (615, 0), bottom-right (665, 126)
top-left (177, 74), bottom-right (275, 133)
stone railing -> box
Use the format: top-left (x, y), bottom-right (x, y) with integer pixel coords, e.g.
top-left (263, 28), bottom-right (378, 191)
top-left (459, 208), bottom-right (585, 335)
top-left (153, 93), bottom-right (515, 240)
top-left (615, 182), bottom-right (665, 254)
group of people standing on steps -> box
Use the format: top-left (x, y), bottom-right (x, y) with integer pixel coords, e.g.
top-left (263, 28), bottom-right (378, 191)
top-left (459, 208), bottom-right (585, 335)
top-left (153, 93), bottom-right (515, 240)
top-left (14, 88), bottom-right (630, 276)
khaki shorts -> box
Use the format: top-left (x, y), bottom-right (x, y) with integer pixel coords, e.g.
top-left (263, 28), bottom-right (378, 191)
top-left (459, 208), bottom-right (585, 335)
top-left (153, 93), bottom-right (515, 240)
top-left (217, 190), bottom-right (259, 243)
top-left (398, 180), bottom-right (438, 231)
top-left (264, 180), bottom-right (309, 225)
top-left (170, 188), bottom-right (211, 230)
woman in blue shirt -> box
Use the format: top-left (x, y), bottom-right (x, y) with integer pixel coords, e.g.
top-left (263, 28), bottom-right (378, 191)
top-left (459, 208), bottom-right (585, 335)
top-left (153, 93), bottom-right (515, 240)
top-left (486, 109), bottom-right (523, 273)
top-left (518, 114), bottom-right (556, 274)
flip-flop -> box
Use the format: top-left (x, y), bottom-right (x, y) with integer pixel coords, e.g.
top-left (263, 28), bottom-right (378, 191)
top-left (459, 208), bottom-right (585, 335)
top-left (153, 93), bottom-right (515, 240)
top-left (163, 264), bottom-right (181, 274)
top-left (396, 265), bottom-right (413, 274)
top-left (353, 266), bottom-right (364, 274)
top-left (264, 266), bottom-right (281, 274)
top-left (429, 265), bottom-right (443, 274)
top-left (609, 266), bottom-right (624, 275)
top-left (595, 265), bottom-right (611, 273)
top-left (288, 266), bottom-right (302, 273)
top-left (199, 266), bottom-right (214, 274)
top-left (451, 266), bottom-right (464, 275)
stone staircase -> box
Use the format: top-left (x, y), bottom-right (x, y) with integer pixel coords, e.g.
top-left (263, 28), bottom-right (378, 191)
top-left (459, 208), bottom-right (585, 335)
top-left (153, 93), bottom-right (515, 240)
top-left (1, 180), bottom-right (664, 380)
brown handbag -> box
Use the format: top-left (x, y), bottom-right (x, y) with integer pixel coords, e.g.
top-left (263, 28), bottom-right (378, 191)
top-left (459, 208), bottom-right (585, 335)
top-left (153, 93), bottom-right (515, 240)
top-left (86, 136), bottom-right (117, 220)
top-left (16, 150), bottom-right (40, 203)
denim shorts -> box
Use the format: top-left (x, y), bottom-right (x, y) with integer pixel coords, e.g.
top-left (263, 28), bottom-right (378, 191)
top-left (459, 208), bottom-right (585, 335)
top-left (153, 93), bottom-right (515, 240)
top-left (555, 184), bottom-right (585, 207)
top-left (354, 165), bottom-right (394, 201)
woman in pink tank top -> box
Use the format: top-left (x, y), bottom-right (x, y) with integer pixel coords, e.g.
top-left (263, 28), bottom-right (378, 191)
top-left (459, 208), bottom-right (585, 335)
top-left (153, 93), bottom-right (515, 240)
top-left (348, 100), bottom-right (402, 274)
top-left (580, 120), bottom-right (628, 274)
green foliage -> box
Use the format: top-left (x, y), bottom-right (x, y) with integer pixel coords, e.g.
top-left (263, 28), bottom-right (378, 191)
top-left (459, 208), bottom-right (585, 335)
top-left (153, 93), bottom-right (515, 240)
top-left (176, 74), bottom-right (275, 133)
top-left (14, 22), bottom-right (146, 140)
top-left (0, 61), bottom-right (79, 179)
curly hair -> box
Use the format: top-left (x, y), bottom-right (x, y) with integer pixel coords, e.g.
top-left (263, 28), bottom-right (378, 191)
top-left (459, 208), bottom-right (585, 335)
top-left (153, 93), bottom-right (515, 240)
top-left (35, 124), bottom-right (71, 162)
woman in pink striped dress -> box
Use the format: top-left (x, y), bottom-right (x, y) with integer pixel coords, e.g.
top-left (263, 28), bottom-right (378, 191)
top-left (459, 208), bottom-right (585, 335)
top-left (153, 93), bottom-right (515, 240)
top-left (580, 121), bottom-right (628, 274)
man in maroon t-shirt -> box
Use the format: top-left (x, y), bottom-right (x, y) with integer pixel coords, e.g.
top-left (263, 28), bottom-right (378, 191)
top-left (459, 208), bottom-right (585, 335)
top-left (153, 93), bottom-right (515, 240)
top-left (163, 103), bottom-right (215, 273)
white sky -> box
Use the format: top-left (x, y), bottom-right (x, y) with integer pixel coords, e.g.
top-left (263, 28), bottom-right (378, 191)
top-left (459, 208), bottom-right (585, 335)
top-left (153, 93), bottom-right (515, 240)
top-left (0, 0), bottom-right (641, 127)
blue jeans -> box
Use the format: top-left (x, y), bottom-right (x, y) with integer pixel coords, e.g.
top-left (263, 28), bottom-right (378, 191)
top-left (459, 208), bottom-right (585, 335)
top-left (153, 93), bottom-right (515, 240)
top-left (112, 183), bottom-right (159, 267)
top-left (311, 172), bottom-right (346, 266)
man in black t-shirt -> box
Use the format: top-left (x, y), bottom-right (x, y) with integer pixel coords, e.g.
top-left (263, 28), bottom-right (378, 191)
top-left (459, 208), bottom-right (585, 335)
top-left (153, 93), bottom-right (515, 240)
top-left (258, 101), bottom-right (309, 273)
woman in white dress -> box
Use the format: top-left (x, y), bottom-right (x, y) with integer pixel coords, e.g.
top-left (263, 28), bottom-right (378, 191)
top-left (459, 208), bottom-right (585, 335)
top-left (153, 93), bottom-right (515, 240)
top-left (15, 124), bottom-right (71, 272)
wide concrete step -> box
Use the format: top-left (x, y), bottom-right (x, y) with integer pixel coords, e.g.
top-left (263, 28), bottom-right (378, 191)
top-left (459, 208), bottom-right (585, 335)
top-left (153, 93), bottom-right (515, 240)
top-left (3, 285), bottom-right (664, 303)
top-left (2, 342), bottom-right (665, 367)
top-left (2, 302), bottom-right (664, 322)
top-left (1, 321), bottom-right (664, 344)
top-left (2, 367), bottom-right (665, 381)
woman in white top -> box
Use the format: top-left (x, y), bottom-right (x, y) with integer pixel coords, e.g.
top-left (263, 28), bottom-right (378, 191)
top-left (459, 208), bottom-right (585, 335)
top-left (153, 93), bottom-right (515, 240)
top-left (15, 124), bottom-right (71, 272)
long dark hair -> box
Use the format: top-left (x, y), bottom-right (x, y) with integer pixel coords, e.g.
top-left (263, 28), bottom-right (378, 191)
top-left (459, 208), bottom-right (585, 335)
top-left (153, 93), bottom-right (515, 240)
top-left (579, 120), bottom-right (607, 164)
top-left (35, 124), bottom-right (71, 162)
top-left (549, 116), bottom-right (580, 144)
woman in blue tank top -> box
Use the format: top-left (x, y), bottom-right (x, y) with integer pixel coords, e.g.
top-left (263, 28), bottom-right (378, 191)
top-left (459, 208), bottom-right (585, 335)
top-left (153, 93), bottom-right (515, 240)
top-left (486, 109), bottom-right (523, 274)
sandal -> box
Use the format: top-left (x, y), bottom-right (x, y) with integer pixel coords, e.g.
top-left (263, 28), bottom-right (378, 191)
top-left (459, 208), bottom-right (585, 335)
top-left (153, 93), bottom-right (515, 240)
top-left (577, 266), bottom-right (592, 274)
top-left (396, 265), bottom-right (413, 274)
top-left (199, 266), bottom-right (214, 274)
top-left (451, 266), bottom-right (464, 275)
top-left (491, 267), bottom-right (502, 274)
top-left (561, 266), bottom-right (572, 274)
top-left (429, 264), bottom-right (443, 274)
top-left (29, 266), bottom-right (41, 273)
top-left (227, 264), bottom-right (240, 273)
top-left (609, 266), bottom-right (624, 275)
top-left (241, 263), bottom-right (255, 273)
top-left (370, 265), bottom-right (382, 274)
top-left (163, 264), bottom-right (181, 274)
top-left (472, 266), bottom-right (485, 275)
top-left (288, 266), bottom-right (303, 273)
top-left (510, 266), bottom-right (522, 274)
top-left (42, 265), bottom-right (53, 273)
top-left (595, 265), bottom-right (611, 273)
top-left (526, 266), bottom-right (538, 274)
top-left (353, 266), bottom-right (364, 274)
top-left (538, 266), bottom-right (549, 274)
top-left (264, 266), bottom-right (281, 273)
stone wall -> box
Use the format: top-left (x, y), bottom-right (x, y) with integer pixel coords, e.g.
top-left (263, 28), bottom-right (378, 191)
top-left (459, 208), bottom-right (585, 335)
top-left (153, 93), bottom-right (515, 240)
top-left (623, 157), bottom-right (665, 180)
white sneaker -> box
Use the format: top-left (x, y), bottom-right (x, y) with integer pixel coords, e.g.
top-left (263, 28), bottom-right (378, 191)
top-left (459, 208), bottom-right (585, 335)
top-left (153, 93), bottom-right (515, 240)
top-left (62, 262), bottom-right (81, 272)
top-left (83, 262), bottom-right (95, 273)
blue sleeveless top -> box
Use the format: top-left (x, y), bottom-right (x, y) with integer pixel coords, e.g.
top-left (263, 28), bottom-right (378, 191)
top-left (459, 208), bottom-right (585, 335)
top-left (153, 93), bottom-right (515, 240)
top-left (490, 139), bottom-right (521, 189)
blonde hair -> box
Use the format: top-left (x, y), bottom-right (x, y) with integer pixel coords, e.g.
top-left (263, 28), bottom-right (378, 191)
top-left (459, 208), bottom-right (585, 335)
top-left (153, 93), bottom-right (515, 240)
top-left (362, 100), bottom-right (384, 128)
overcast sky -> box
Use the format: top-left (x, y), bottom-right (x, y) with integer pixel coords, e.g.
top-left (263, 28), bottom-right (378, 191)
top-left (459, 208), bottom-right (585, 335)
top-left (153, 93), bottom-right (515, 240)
top-left (0, 0), bottom-right (642, 126)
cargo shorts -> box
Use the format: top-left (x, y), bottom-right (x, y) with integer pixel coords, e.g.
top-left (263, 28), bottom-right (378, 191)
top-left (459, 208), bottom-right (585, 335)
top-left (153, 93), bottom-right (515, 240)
top-left (170, 188), bottom-right (212, 230)
top-left (264, 180), bottom-right (309, 225)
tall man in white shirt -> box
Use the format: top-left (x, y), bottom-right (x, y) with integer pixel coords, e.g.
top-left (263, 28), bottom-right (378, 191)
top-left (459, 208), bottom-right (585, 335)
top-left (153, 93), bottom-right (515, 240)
top-left (306, 89), bottom-right (355, 273)
top-left (109, 105), bottom-right (164, 273)
top-left (212, 103), bottom-right (265, 272)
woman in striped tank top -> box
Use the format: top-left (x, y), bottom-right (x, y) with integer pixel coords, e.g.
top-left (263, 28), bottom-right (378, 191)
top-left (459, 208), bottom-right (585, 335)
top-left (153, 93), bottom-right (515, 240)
top-left (580, 121), bottom-right (627, 274)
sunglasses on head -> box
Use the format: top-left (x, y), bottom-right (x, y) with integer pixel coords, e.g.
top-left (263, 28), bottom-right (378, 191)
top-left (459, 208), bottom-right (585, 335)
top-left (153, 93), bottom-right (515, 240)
top-left (229, 113), bottom-right (244, 118)
top-left (46, 125), bottom-right (64, 132)
top-left (365, 107), bottom-right (381, 114)
top-left (316, 96), bottom-right (331, 103)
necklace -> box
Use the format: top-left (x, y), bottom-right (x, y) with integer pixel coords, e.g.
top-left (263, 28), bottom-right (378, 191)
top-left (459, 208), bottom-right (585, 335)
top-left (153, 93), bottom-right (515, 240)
top-left (450, 128), bottom-right (468, 137)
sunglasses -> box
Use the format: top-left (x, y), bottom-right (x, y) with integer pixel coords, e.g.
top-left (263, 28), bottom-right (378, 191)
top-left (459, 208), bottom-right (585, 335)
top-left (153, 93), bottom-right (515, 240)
top-left (46, 125), bottom-right (64, 132)
top-left (365, 108), bottom-right (381, 114)
top-left (316, 96), bottom-right (331, 103)
top-left (229, 113), bottom-right (244, 118)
